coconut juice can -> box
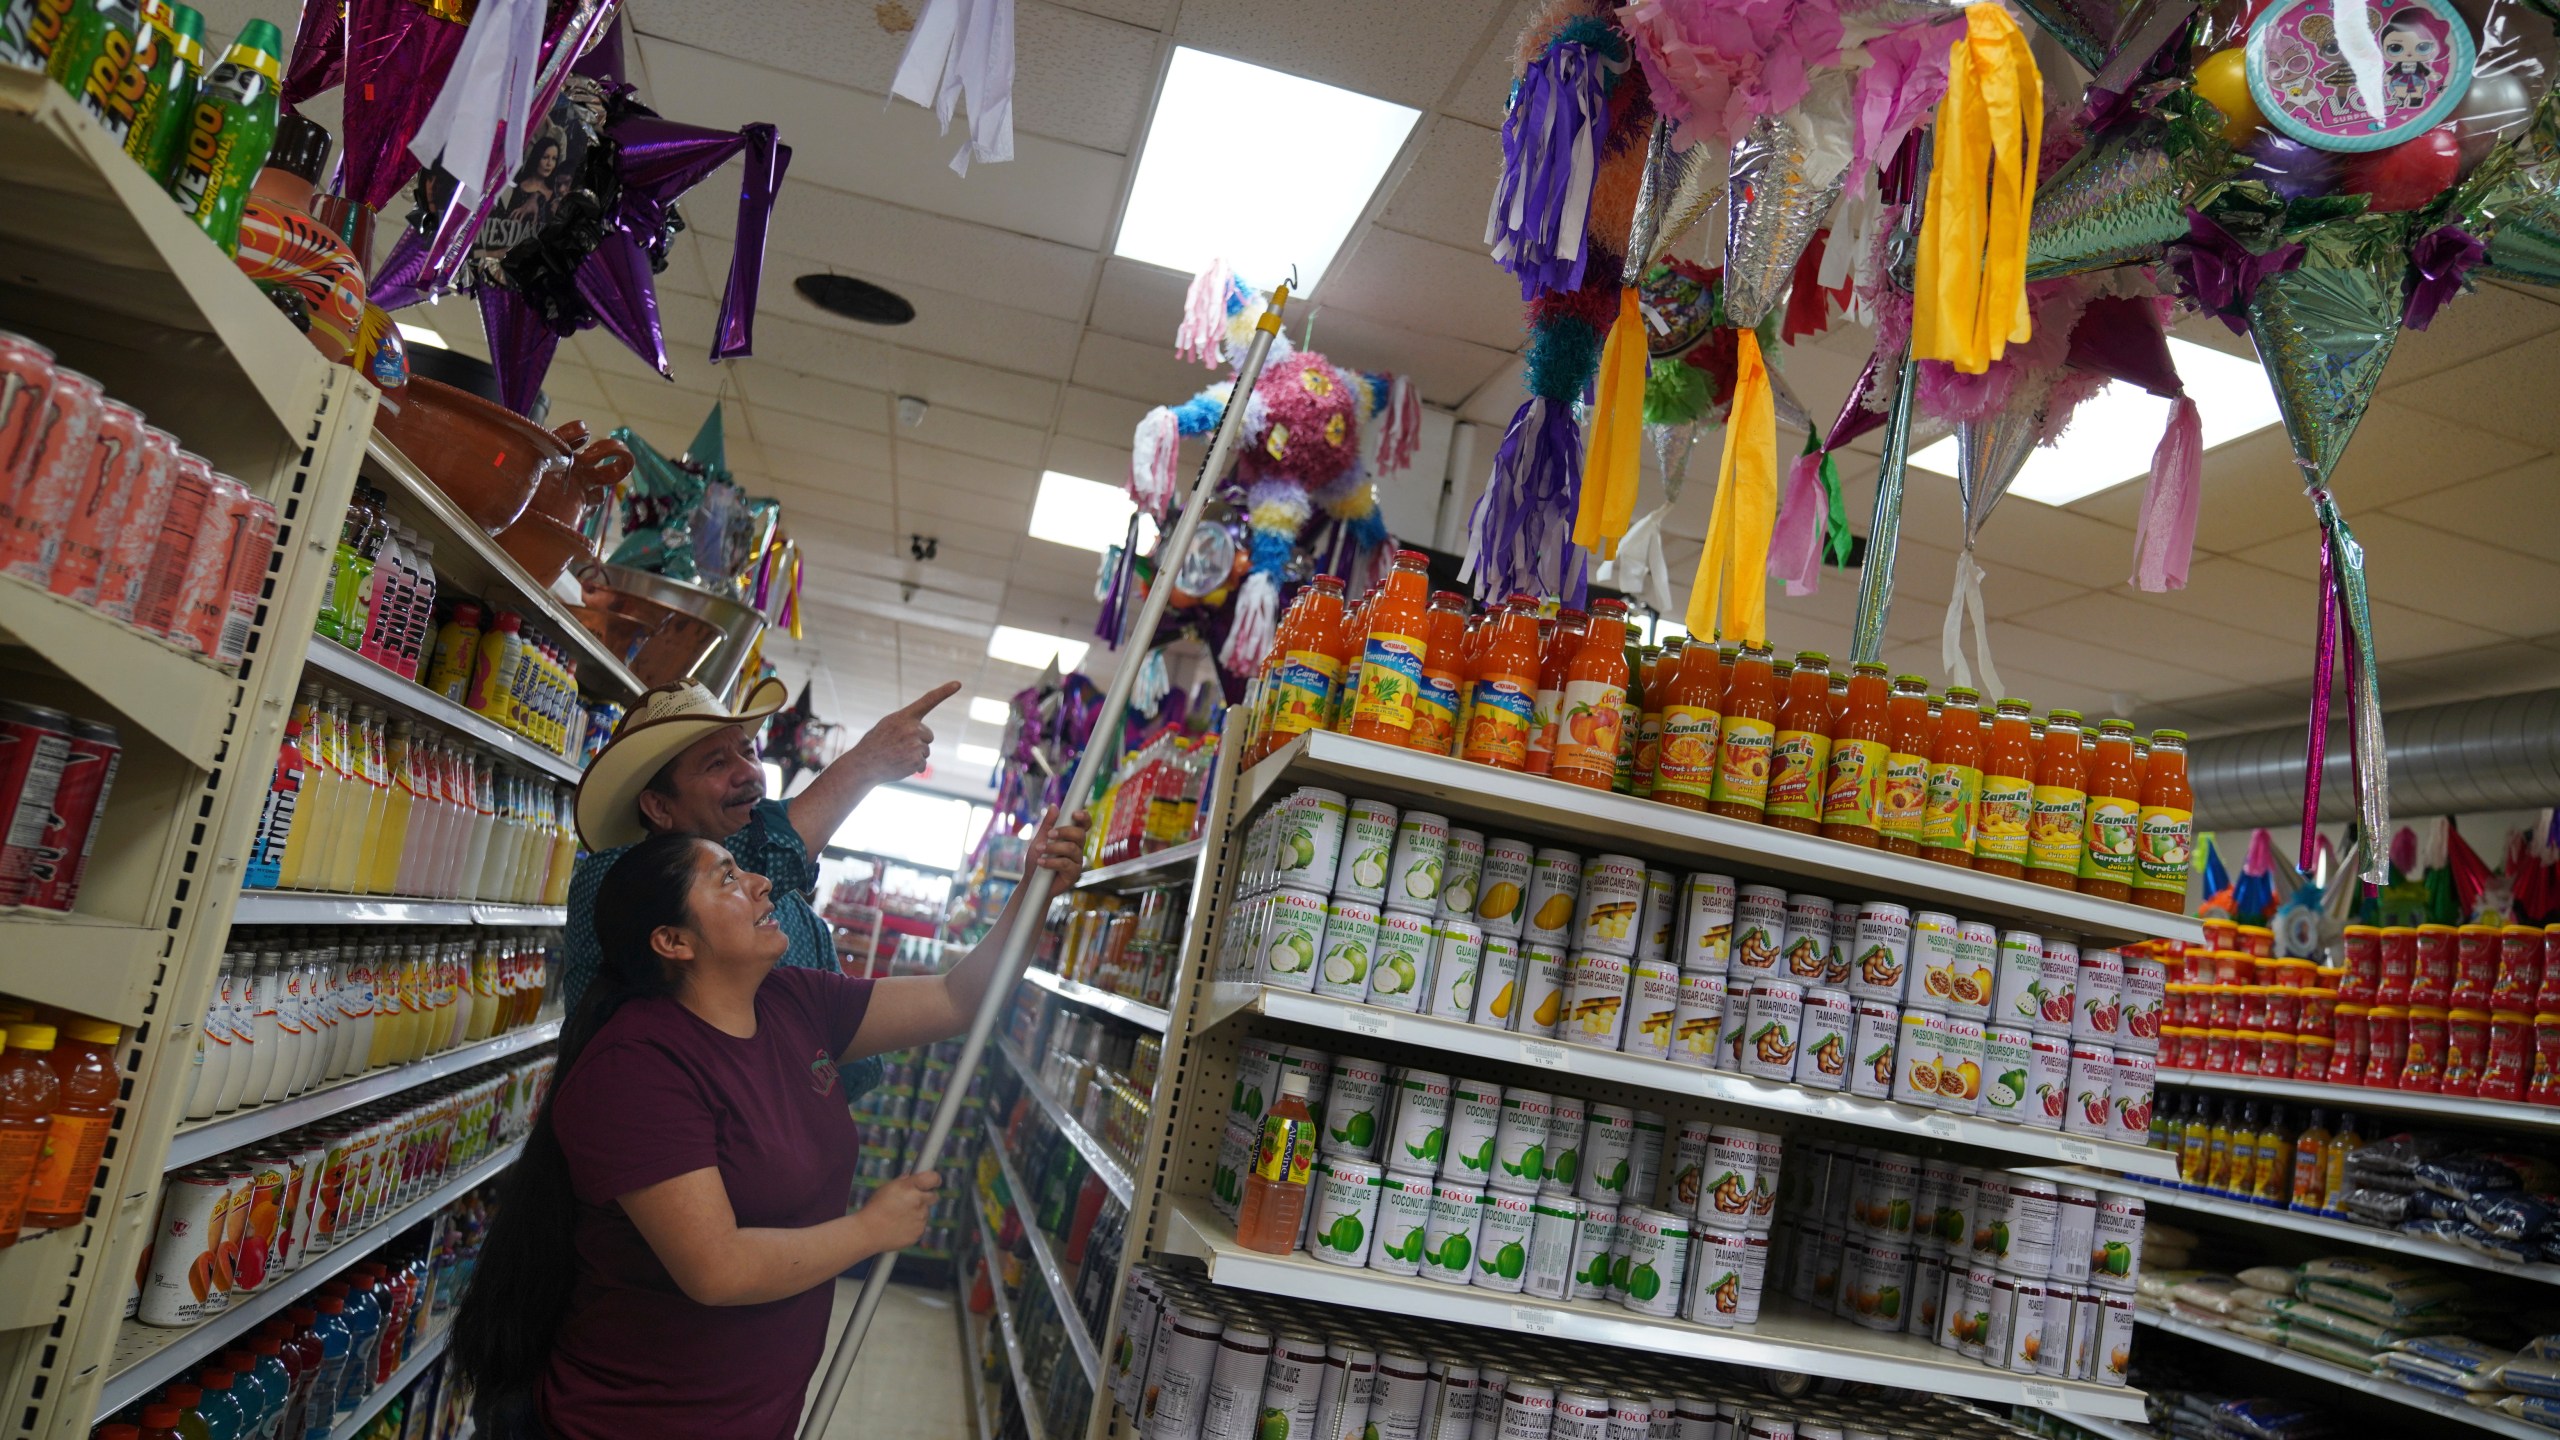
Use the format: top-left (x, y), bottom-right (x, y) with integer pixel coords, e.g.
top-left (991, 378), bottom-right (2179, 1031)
top-left (1323, 1057), bottom-right (1390, 1161)
top-left (1470, 1189), bottom-right (1537, 1294)
top-left (1385, 1068), bottom-right (1452, 1176)
top-left (1543, 1094), bottom-right (1587, 1194)
top-left (1307, 1156), bottom-right (1385, 1268)
top-left (1618, 1206), bottom-right (1691, 1317)
top-left (1523, 1193), bottom-right (1587, 1301)
top-left (1578, 1103), bottom-right (1637, 1204)
top-left (1262, 1334), bottom-right (1332, 1440)
top-left (1420, 1180), bottom-right (1485, 1287)
top-left (1444, 1078), bottom-right (1504, 1186)
top-left (2089, 1194), bottom-right (2144, 1291)
top-left (1570, 1202), bottom-right (1622, 1302)
top-left (1491, 1088), bottom-right (1552, 1193)
top-left (1371, 1173), bottom-right (1436, 1278)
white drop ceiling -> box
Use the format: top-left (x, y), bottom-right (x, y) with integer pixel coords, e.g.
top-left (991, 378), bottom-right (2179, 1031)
top-left (243, 0), bottom-right (2560, 792)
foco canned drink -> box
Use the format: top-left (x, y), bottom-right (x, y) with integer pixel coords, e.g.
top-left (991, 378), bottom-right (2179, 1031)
top-left (1997, 1176), bottom-right (2060, 1277)
top-left (1624, 958), bottom-right (1679, 1061)
top-left (1492, 1088), bottom-right (1552, 1193)
top-left (2097, 1293), bottom-right (2136, 1385)
top-left (1370, 1352), bottom-right (1432, 1440)
top-left (1973, 1172), bottom-right (2011, 1260)
top-left (2022, 1033), bottom-right (2071, 1130)
top-left (1848, 999), bottom-right (1899, 1099)
top-left (1543, 1094), bottom-right (1587, 1193)
top-left (1953, 1265), bottom-right (2001, 1358)
top-left (1552, 1390), bottom-right (1611, 1440)
top-left (2075, 947), bottom-right (2125, 1041)
top-left (1470, 1377), bottom-right (1512, 1440)
top-left (1258, 890), bottom-right (1330, 991)
top-left (1473, 937), bottom-right (1523, 1030)
top-left (1664, 1120), bottom-right (1713, 1214)
top-left (1385, 1068), bottom-right (1452, 1176)
top-left (2030, 941), bottom-right (2078, 1037)
top-left (2037, 1282), bottom-right (2074, 1379)
top-left (1863, 1151), bottom-right (1919, 1240)
top-left (1697, 1127), bottom-right (1758, 1231)
top-left (1385, 811), bottom-right (1450, 916)
top-left (1477, 839), bottom-right (1534, 938)
top-left (1848, 903), bottom-right (1912, 1002)
top-left (1497, 1383), bottom-right (1556, 1440)
top-left (1471, 1189), bottom-right (1537, 1293)
top-left (2051, 1184), bottom-right (2098, 1285)
top-left (1316, 898), bottom-right (1383, 1000)
top-left (1912, 1160), bottom-right (1957, 1255)
top-left (1571, 1202), bottom-right (1622, 1302)
top-left (2109, 1049), bottom-right (2156, 1142)
top-left (2070, 1290), bottom-right (2104, 1381)
top-left (1638, 869), bottom-right (1678, 964)
top-left (1523, 1193), bottom-right (1588, 1300)
top-left (1578, 1103), bottom-right (1637, 1203)
top-left (1111, 1271), bottom-right (1161, 1411)
top-left (1890, 1010), bottom-right (1946, 1107)
top-left (1323, 1057), bottom-right (1390, 1161)
top-left (1907, 910), bottom-right (1961, 1013)
top-left (1731, 885), bottom-right (1787, 977)
top-left (1275, 786), bottom-right (1349, 889)
top-left (1517, 946), bottom-right (1570, 1038)
top-left (1421, 1180), bottom-right (1486, 1286)
top-left (1739, 979), bottom-right (1805, 1080)
top-left (1990, 929), bottom-right (2044, 1028)
top-left (1309, 1157), bottom-right (1385, 1268)
top-left (1618, 1206), bottom-right (1691, 1316)
top-left (2063, 1044), bottom-right (2116, 1138)
top-left (1910, 1250), bottom-right (1949, 1337)
top-left (1844, 1239), bottom-right (1913, 1332)
top-left (1941, 920), bottom-right (1996, 1019)
top-left (138, 1168), bottom-right (230, 1326)
top-left (1232, 1040), bottom-right (1281, 1123)
top-left (1334, 798), bottom-right (1400, 903)
top-left (1780, 893), bottom-right (1834, 980)
top-left (1795, 987), bottom-right (1852, 1091)
top-left (1935, 1015), bottom-right (1986, 1110)
top-left (1670, 971), bottom-right (1726, 1070)
top-left (1311, 1340), bottom-right (1379, 1440)
top-left (1524, 848), bottom-right (1582, 947)
top-left (1438, 828), bottom-right (1486, 923)
top-left (1977, 1027), bottom-right (2036, 1123)
top-left (2119, 956), bottom-right (2166, 1053)
top-left (1368, 911), bottom-right (1437, 1011)
top-left (1681, 873), bottom-right (1736, 969)
top-left (1826, 904), bottom-right (1859, 987)
top-left (2004, 1279), bottom-right (2053, 1374)
top-left (1428, 922), bottom-right (1483, 1022)
top-left (1628, 1111), bottom-right (1667, 1207)
top-left (1445, 1078), bottom-right (1504, 1184)
top-left (1720, 978), bottom-right (1753, 1073)
top-left (1197, 1323), bottom-right (1274, 1440)
top-left (1687, 1225), bottom-right (1769, 1326)
top-left (1565, 952), bottom-right (1632, 1049)
top-left (1426, 1358), bottom-right (1480, 1440)
top-left (1371, 1173), bottom-right (1435, 1278)
top-left (1572, 854), bottom-right (1648, 957)
top-left (1606, 1396), bottom-right (1651, 1440)
top-left (1263, 1334), bottom-right (1332, 1440)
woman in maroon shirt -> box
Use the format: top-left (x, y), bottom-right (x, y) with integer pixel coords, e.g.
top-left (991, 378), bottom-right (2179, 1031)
top-left (452, 811), bottom-right (1084, 1440)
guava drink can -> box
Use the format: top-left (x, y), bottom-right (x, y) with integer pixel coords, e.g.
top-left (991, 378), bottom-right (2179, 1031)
top-left (1275, 787), bottom-right (1348, 891)
top-left (1316, 898), bottom-right (1382, 1001)
top-left (1438, 828), bottom-right (1486, 923)
top-left (1257, 890), bottom-right (1329, 991)
top-left (1367, 910), bottom-right (1436, 1011)
top-left (1427, 919), bottom-right (1484, 1022)
top-left (1384, 810), bottom-right (1449, 916)
top-left (1333, 798), bottom-right (1399, 905)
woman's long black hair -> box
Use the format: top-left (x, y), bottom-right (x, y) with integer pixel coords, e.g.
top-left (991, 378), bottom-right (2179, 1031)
top-left (450, 833), bottom-right (707, 1416)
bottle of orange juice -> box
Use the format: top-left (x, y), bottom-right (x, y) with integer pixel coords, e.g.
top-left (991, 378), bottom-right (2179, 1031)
top-left (1763, 652), bottom-right (1835, 833)
top-left (1240, 592), bottom-right (1294, 764)
top-left (1549, 599), bottom-right (1631, 790)
top-left (1331, 588), bottom-right (1375, 735)
top-left (1411, 591), bottom-right (1470, 756)
top-left (2134, 729), bottom-right (2195, 912)
top-left (1708, 644), bottom-right (1778, 822)
top-left (1525, 608), bottom-right (1587, 776)
top-left (1876, 676), bottom-right (1934, 856)
top-left (1612, 639), bottom-right (1647, 794)
top-left (1349, 552), bottom-right (1432, 745)
top-left (1261, 576), bottom-right (1349, 761)
top-left (1460, 595), bottom-right (1542, 770)
top-left (1651, 639), bottom-right (1720, 812)
top-left (1633, 639), bottom-right (1678, 797)
top-left (2027, 711), bottom-right (2090, 890)
top-left (1973, 698), bottom-right (2038, 879)
top-left (2079, 719), bottom-right (2141, 901)
top-left (1818, 662), bottom-right (1891, 847)
top-left (1923, 688), bottom-right (1986, 867)
top-left (1453, 608), bottom-right (1491, 745)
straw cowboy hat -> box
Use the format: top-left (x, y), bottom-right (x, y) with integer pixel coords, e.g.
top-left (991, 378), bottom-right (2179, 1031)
top-left (574, 676), bottom-right (791, 851)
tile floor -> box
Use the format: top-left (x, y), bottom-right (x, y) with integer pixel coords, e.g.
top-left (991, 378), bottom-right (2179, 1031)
top-left (805, 1278), bottom-right (980, 1440)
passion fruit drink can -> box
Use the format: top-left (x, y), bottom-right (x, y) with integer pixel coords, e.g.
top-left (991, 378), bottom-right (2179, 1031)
top-left (1908, 910), bottom-right (1960, 1013)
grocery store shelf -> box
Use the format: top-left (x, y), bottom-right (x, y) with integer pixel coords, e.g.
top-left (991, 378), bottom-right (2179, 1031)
top-left (1025, 967), bottom-right (1172, 1033)
top-left (167, 1021), bottom-right (561, 1170)
top-left (98, 1138), bottom-right (525, 1418)
top-left (997, 1041), bottom-right (1136, 1207)
top-left (1078, 839), bottom-right (1203, 892)
top-left (304, 637), bottom-right (584, 782)
top-left (2029, 1411), bottom-right (2154, 1440)
top-left (1207, 984), bottom-right (2181, 1181)
top-left (327, 1322), bottom-right (449, 1440)
top-left (0, 574), bottom-right (235, 769)
top-left (363, 434), bottom-right (645, 702)
top-left (229, 890), bottom-right (565, 926)
top-left (2133, 1307), bottom-right (2542, 1438)
top-left (971, 1195), bottom-right (1049, 1440)
top-left (0, 1224), bottom-right (81, 1331)
top-left (1162, 1196), bottom-right (2147, 1420)
top-left (959, 1282), bottom-right (998, 1440)
top-left (0, 912), bottom-right (166, 1026)
top-left (2159, 1068), bottom-right (2560, 1131)
top-left (1239, 733), bottom-right (2204, 947)
top-left (984, 1118), bottom-right (1105, 1387)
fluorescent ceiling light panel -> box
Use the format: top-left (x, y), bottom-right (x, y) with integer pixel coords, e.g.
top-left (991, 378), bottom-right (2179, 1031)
top-left (1028, 471), bottom-right (1157, 554)
top-left (988, 625), bottom-right (1091, 673)
top-left (1116, 48), bottom-right (1420, 294)
top-left (1908, 339), bottom-right (2284, 506)
top-left (396, 323), bottom-right (447, 350)
top-left (968, 696), bottom-right (1013, 726)
top-left (957, 743), bottom-right (1003, 766)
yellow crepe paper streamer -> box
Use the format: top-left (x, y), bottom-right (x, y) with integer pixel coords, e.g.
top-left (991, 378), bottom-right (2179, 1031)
top-left (1912, 4), bottom-right (2043, 375)
top-left (1685, 330), bottom-right (1776, 645)
top-left (1574, 286), bottom-right (1648, 560)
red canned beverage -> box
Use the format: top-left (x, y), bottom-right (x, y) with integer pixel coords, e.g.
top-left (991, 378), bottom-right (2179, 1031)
top-left (0, 335), bottom-right (59, 501)
top-left (0, 699), bottom-right (74, 906)
top-left (95, 426), bottom-right (178, 622)
top-left (165, 472), bottom-right (252, 658)
top-left (47, 398), bottom-right (146, 605)
top-left (132, 452), bottom-right (215, 637)
top-left (215, 491), bottom-right (277, 665)
top-left (0, 367), bottom-right (104, 584)
top-left (26, 717), bottom-right (120, 912)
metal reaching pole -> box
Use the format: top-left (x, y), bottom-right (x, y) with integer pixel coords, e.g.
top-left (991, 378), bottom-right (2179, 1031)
top-left (797, 283), bottom-right (1295, 1440)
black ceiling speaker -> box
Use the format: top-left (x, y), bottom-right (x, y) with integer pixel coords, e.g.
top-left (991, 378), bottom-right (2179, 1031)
top-left (795, 273), bottom-right (917, 325)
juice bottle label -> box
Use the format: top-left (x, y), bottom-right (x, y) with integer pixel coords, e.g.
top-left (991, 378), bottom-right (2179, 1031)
top-left (2080, 795), bottom-right (2138, 883)
top-left (1653, 706), bottom-right (1720, 799)
top-left (1632, 712), bottom-right (1664, 793)
top-left (1332, 652), bottom-right (1365, 732)
top-left (1611, 698), bottom-right (1639, 792)
top-left (2027, 786), bottom-right (2088, 875)
top-left (1268, 651), bottom-right (1342, 739)
top-left (25, 1110), bottom-right (110, 1213)
top-left (1251, 1113), bottom-right (1315, 1187)
top-left (1820, 737), bottom-right (1887, 829)
top-left (1879, 751), bottom-right (1929, 842)
top-left (0, 1126), bottom-right (43, 1226)
top-left (2134, 805), bottom-right (2194, 894)
top-left (1353, 633), bottom-right (1425, 733)
top-left (1462, 679), bottom-right (1536, 768)
top-left (1527, 686), bottom-right (1565, 768)
top-left (1550, 679), bottom-right (1627, 782)
top-left (1763, 730), bottom-right (1830, 821)
top-left (1975, 776), bottom-right (2034, 865)
top-left (1710, 717), bottom-right (1776, 810)
top-left (1411, 672), bottom-right (1460, 755)
top-left (244, 741), bottom-right (302, 889)
top-left (1922, 762), bottom-right (1981, 851)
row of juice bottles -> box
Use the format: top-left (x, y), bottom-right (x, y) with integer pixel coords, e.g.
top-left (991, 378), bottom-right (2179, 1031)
top-left (1087, 732), bottom-right (1217, 870)
top-left (2158, 1095), bottom-right (2363, 1215)
top-left (182, 930), bottom-right (556, 1122)
top-left (245, 686), bottom-right (578, 903)
top-left (0, 1014), bottom-right (121, 1245)
top-left (1236, 553), bottom-right (2194, 912)
top-left (11, 0), bottom-right (292, 259)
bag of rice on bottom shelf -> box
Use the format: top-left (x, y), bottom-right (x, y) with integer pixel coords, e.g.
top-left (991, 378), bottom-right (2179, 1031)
top-left (2297, 1257), bottom-right (2472, 1320)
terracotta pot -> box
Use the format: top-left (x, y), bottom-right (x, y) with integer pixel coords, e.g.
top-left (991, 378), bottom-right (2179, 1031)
top-left (522, 422), bottom-right (634, 532)
top-left (495, 511), bottom-right (594, 589)
top-left (373, 375), bottom-right (569, 535)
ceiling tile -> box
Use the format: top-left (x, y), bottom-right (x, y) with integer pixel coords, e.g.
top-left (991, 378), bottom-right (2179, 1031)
top-left (898, 404), bottom-right (1051, 468)
top-left (689, 185), bottom-right (1099, 322)
top-left (745, 312), bottom-right (1061, 422)
top-left (777, 277), bottom-right (1086, 381)
top-left (2114, 556), bottom-right (2321, 643)
top-left (897, 440), bottom-right (1041, 500)
top-left (1294, 311), bottom-right (1515, 411)
top-left (2381, 457), bottom-right (2560, 560)
top-left (2382, 282), bottom-right (2560, 385)
top-left (2233, 514), bottom-right (2560, 639)
top-left (1043, 434), bottom-right (1134, 489)
top-left (2009, 593), bottom-right (2307, 687)
top-left (751, 410), bottom-right (899, 469)
top-left (1377, 119), bottom-right (1499, 252)
top-left (1445, 0), bottom-right (1536, 127)
top-left (2389, 343), bottom-right (2560, 449)
top-left (1087, 258), bottom-right (1192, 348)
top-left (1317, 229), bottom-right (1526, 349)
top-left (1074, 330), bottom-right (1234, 403)
top-left (1172, 0), bottom-right (1513, 109)
top-left (1055, 386), bottom-right (1157, 450)
top-left (735, 368), bottom-right (895, 430)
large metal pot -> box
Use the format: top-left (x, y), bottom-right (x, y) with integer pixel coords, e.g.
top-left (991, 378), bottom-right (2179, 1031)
top-left (577, 561), bottom-right (765, 695)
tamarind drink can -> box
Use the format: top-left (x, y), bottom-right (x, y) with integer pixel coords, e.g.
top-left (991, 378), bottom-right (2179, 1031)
top-left (1687, 1225), bottom-right (1768, 1325)
top-left (1664, 1120), bottom-right (1713, 1215)
top-left (1848, 999), bottom-right (1899, 1099)
top-left (1795, 986), bottom-right (1852, 1091)
top-left (1680, 872), bottom-right (1735, 970)
top-left (1780, 893), bottom-right (1834, 981)
top-left (26, 716), bottom-right (120, 912)
top-left (1669, 970), bottom-right (1725, 1069)
top-left (130, 449), bottom-right (214, 637)
top-left (1846, 903), bottom-right (1912, 1003)
top-left (137, 1166), bottom-right (231, 1326)
top-left (1731, 884), bottom-right (1787, 978)
top-left (1720, 980), bottom-right (1753, 1072)
top-left (0, 365), bottom-right (101, 584)
top-left (46, 396), bottom-right (144, 604)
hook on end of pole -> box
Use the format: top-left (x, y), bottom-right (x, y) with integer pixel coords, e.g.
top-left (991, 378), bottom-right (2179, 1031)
top-left (1260, 277), bottom-right (1293, 332)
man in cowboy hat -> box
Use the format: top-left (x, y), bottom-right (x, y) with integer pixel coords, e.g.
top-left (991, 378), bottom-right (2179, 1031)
top-left (560, 675), bottom-right (966, 1024)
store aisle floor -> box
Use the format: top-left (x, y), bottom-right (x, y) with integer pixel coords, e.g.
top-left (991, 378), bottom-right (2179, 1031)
top-left (806, 1277), bottom-right (978, 1440)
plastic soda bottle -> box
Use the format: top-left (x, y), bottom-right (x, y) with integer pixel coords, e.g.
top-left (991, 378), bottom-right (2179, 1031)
top-left (166, 18), bottom-right (282, 256)
top-left (22, 1017), bottom-right (117, 1228)
top-left (2026, 710), bottom-right (2088, 889)
top-left (1409, 591), bottom-right (1468, 756)
top-left (52, 0), bottom-right (163, 144)
top-left (1818, 662), bottom-right (1891, 846)
top-left (1707, 644), bottom-right (1778, 822)
top-left (1547, 599), bottom-right (1630, 789)
top-left (424, 603), bottom-right (482, 705)
top-left (243, 716), bottom-right (303, 890)
top-left (2133, 729), bottom-right (2194, 913)
top-left (1876, 675), bottom-right (1933, 856)
top-left (2078, 719), bottom-right (2141, 900)
top-left (1235, 1071), bottom-right (1316, 1254)
top-left (0, 1023), bottom-right (61, 1245)
top-left (1922, 688), bottom-right (1986, 867)
top-left (1458, 595), bottom-right (1540, 770)
top-left (122, 1), bottom-right (199, 183)
top-left (1972, 699), bottom-right (2037, 879)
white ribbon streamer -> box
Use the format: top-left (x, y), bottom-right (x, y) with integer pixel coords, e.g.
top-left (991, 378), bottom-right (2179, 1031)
top-left (2334, 0), bottom-right (2391, 127)
top-left (890, 0), bottom-right (1016, 176)
top-left (407, 0), bottom-right (543, 224)
top-left (1594, 503), bottom-right (1678, 616)
top-left (1939, 545), bottom-right (2004, 700)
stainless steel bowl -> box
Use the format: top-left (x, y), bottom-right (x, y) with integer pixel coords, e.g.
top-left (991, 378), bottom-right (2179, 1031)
top-left (577, 562), bottom-right (767, 696)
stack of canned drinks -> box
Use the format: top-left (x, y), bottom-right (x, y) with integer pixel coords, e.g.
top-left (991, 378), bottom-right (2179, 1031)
top-left (852, 1036), bottom-right (983, 1261)
top-left (1770, 1145), bottom-right (2144, 1387)
top-left (133, 1049), bottom-right (550, 1329)
top-left (1210, 1038), bottom-right (1788, 1331)
top-left (1111, 1257), bottom-right (2035, 1440)
top-left (1216, 786), bottom-right (2164, 1145)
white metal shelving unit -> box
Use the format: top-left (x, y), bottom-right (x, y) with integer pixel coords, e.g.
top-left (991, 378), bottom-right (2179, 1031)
top-left (999, 1041), bottom-right (1136, 1208)
top-left (984, 1118), bottom-right (1104, 1388)
top-left (302, 636), bottom-right (585, 783)
top-left (1076, 839), bottom-right (1203, 893)
top-left (2133, 1307), bottom-right (2543, 1438)
top-left (1026, 967), bottom-right (1172, 1034)
top-left (971, 1194), bottom-right (1050, 1440)
top-left (229, 891), bottom-right (567, 927)
top-left (166, 1021), bottom-right (561, 1170)
top-left (2159, 1067), bottom-right (2560, 1131)
top-left (325, 1323), bottom-right (450, 1440)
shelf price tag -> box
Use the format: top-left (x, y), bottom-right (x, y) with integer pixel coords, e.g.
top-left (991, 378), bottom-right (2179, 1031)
top-left (1512, 1305), bottom-right (1561, 1335)
top-left (1519, 1040), bottom-right (1569, 1070)
top-left (2021, 1382), bottom-right (2066, 1409)
top-left (1345, 1010), bottom-right (1395, 1041)
top-left (2056, 1139), bottom-right (2100, 1165)
top-left (1921, 1114), bottom-right (1962, 1140)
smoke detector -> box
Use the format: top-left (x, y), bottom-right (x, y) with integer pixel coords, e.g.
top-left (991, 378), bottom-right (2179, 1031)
top-left (896, 395), bottom-right (929, 428)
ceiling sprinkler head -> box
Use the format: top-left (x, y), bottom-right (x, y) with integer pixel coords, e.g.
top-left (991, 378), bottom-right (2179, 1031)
top-left (897, 395), bottom-right (929, 428)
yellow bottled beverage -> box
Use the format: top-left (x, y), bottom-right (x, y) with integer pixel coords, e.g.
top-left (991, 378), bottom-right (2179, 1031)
top-left (465, 949), bottom-right (497, 1041)
top-left (407, 953), bottom-right (434, 1061)
top-left (277, 690), bottom-right (331, 891)
top-left (368, 722), bottom-right (417, 896)
top-left (321, 699), bottom-right (371, 893)
top-left (364, 952), bottom-right (402, 1069)
top-left (350, 709), bottom-right (392, 893)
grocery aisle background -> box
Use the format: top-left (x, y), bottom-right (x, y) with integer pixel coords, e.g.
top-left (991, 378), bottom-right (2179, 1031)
top-left (810, 1281), bottom-right (974, 1440)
